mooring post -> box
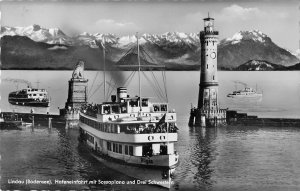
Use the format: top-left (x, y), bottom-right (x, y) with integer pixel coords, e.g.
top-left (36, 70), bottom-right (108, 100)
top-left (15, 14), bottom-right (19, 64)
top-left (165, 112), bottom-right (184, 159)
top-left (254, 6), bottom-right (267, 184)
top-left (201, 115), bottom-right (206, 127)
top-left (65, 120), bottom-right (69, 129)
top-left (48, 117), bottom-right (52, 129)
top-left (32, 115), bottom-right (35, 128)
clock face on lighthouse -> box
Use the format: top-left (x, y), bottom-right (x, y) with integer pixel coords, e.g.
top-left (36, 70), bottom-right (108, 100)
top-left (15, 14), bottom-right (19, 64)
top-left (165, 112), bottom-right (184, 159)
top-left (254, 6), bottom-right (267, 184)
top-left (210, 52), bottom-right (216, 59)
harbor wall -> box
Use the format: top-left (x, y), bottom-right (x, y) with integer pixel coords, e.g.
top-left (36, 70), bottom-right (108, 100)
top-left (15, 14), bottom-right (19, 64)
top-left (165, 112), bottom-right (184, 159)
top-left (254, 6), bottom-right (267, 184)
top-left (189, 109), bottom-right (300, 127)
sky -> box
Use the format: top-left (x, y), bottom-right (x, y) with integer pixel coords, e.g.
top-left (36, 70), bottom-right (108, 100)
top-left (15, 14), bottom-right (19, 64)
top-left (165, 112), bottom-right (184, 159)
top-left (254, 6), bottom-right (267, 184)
top-left (1, 0), bottom-right (299, 51)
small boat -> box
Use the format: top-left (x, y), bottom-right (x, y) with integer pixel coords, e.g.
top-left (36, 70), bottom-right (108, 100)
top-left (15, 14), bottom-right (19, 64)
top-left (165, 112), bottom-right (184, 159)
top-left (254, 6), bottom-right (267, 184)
top-left (78, 34), bottom-right (179, 188)
top-left (227, 87), bottom-right (262, 98)
top-left (8, 87), bottom-right (50, 107)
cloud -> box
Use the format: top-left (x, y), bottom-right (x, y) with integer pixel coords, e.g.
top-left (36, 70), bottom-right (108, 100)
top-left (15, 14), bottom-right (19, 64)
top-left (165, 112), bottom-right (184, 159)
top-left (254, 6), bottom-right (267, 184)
top-left (95, 19), bottom-right (140, 32)
top-left (219, 4), bottom-right (291, 21)
top-left (220, 4), bottom-right (263, 20)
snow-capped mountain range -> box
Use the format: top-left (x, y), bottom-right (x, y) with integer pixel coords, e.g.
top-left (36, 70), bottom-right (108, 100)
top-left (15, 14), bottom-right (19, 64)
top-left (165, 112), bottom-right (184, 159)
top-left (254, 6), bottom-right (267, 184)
top-left (1, 25), bottom-right (299, 70)
top-left (222, 30), bottom-right (268, 45)
top-left (1, 25), bottom-right (73, 45)
top-left (1, 25), bottom-right (199, 48)
top-left (2, 25), bottom-right (299, 56)
top-left (293, 49), bottom-right (300, 59)
top-left (236, 60), bottom-right (286, 71)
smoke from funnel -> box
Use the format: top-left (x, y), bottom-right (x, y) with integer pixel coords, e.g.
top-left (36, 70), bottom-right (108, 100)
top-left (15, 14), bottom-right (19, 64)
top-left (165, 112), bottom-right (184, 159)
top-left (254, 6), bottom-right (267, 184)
top-left (2, 78), bottom-right (32, 87)
top-left (94, 39), bottom-right (126, 85)
top-left (233, 80), bottom-right (248, 87)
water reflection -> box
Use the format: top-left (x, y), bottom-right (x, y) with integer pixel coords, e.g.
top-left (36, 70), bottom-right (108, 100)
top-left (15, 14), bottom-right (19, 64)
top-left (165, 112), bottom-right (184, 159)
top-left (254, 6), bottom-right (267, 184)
top-left (189, 127), bottom-right (218, 189)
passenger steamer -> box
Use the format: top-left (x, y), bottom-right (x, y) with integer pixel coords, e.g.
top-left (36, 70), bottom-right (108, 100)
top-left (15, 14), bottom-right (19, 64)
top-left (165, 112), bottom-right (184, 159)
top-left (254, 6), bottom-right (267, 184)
top-left (227, 87), bottom-right (262, 98)
top-left (8, 87), bottom-right (50, 107)
top-left (78, 35), bottom-right (179, 188)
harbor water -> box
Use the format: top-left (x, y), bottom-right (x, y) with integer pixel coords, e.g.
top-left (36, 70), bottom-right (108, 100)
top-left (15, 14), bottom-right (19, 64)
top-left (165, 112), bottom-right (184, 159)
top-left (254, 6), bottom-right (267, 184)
top-left (1, 71), bottom-right (300, 190)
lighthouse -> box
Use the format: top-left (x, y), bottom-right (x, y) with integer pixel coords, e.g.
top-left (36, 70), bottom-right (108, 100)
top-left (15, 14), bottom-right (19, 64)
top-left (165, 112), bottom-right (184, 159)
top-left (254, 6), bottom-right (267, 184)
top-left (189, 15), bottom-right (227, 127)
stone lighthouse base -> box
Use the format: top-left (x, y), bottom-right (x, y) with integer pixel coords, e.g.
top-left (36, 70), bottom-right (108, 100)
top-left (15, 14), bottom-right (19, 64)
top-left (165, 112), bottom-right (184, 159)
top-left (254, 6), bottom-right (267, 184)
top-left (59, 108), bottom-right (80, 129)
top-left (189, 107), bottom-right (227, 127)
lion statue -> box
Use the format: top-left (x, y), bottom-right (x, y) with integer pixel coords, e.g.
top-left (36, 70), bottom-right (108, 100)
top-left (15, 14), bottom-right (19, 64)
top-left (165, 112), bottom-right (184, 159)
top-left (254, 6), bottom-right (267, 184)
top-left (72, 60), bottom-right (85, 79)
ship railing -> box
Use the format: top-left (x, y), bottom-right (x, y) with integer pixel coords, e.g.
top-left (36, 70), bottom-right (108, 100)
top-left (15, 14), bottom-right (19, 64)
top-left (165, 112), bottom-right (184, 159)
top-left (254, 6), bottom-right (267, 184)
top-left (80, 114), bottom-right (178, 134)
top-left (143, 150), bottom-right (178, 158)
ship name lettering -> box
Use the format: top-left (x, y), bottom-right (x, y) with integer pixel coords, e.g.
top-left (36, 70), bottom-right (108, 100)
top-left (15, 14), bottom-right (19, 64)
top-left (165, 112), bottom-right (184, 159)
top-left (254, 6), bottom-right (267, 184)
top-left (141, 157), bottom-right (153, 164)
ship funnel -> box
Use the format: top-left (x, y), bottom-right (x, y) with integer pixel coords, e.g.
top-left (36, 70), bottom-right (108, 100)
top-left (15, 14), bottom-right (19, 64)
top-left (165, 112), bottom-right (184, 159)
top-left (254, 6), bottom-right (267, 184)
top-left (117, 87), bottom-right (127, 102)
top-left (111, 95), bottom-right (116, 102)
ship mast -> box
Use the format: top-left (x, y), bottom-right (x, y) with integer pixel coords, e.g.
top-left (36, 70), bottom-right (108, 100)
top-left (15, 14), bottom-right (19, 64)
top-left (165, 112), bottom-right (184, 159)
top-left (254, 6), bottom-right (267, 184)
top-left (102, 37), bottom-right (106, 102)
top-left (136, 32), bottom-right (142, 112)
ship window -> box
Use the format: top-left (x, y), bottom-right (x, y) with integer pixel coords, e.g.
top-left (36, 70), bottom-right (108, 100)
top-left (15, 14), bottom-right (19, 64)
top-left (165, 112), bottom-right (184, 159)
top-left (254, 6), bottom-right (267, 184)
top-left (40, 94), bottom-right (43, 96)
top-left (103, 105), bottom-right (111, 114)
top-left (129, 100), bottom-right (138, 107)
top-left (113, 143), bottom-right (116, 152)
top-left (129, 146), bottom-right (133, 156)
top-left (33, 94), bottom-right (36, 96)
top-left (125, 145), bottom-right (129, 155)
top-left (100, 139), bottom-right (103, 147)
top-left (143, 145), bottom-right (152, 157)
top-left (107, 142), bottom-right (111, 151)
top-left (119, 145), bottom-right (122, 154)
top-left (86, 133), bottom-right (94, 144)
top-left (142, 99), bottom-right (148, 107)
top-left (160, 145), bottom-right (168, 155)
top-left (120, 103), bottom-right (127, 113)
top-left (111, 105), bottom-right (119, 113)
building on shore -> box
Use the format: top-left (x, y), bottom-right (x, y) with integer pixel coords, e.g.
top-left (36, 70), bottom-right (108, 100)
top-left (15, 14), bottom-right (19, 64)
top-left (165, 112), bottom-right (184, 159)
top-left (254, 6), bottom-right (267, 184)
top-left (189, 15), bottom-right (227, 127)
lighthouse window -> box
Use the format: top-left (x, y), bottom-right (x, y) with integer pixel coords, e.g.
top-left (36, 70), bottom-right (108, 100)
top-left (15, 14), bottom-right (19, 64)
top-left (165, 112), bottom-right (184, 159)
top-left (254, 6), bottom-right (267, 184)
top-left (213, 76), bottom-right (215, 80)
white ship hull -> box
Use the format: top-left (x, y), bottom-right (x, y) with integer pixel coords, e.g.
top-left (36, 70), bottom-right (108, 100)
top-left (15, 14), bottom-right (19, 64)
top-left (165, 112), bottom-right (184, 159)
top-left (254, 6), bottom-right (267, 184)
top-left (80, 121), bottom-right (178, 167)
top-left (227, 93), bottom-right (262, 98)
top-left (89, 153), bottom-right (175, 188)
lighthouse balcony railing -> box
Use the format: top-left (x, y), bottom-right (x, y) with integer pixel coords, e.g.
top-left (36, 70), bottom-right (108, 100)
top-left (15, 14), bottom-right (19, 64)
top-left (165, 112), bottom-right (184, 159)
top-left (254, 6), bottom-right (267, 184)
top-left (199, 108), bottom-right (227, 114)
top-left (200, 31), bottom-right (219, 36)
